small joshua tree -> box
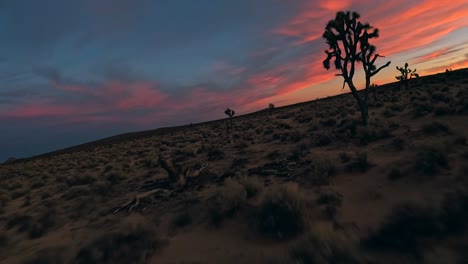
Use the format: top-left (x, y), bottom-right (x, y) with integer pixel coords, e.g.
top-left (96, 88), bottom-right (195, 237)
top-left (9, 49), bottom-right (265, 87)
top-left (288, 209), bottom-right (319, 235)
top-left (268, 103), bottom-right (275, 115)
top-left (323, 11), bottom-right (391, 126)
top-left (395, 63), bottom-right (418, 90)
top-left (224, 108), bottom-right (235, 130)
top-left (370, 83), bottom-right (378, 100)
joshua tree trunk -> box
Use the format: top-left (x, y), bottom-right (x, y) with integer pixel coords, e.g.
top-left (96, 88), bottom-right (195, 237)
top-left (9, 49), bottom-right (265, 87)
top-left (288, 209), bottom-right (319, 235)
top-left (347, 80), bottom-right (369, 126)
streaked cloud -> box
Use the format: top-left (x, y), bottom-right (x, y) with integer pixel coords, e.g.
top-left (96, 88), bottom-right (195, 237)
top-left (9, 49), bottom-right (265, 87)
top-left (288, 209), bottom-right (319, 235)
top-left (0, 0), bottom-right (467, 160)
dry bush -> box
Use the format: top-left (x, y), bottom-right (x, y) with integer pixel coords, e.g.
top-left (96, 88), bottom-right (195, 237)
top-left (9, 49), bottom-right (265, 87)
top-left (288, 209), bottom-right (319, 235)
top-left (74, 218), bottom-right (165, 264)
top-left (412, 100), bottom-right (434, 117)
top-left (208, 177), bottom-right (247, 226)
top-left (256, 183), bottom-right (307, 239)
top-left (344, 152), bottom-right (371, 173)
top-left (355, 124), bottom-right (391, 145)
top-left (413, 146), bottom-right (449, 176)
top-left (289, 228), bottom-right (360, 264)
top-left (421, 121), bottom-right (451, 135)
top-left (362, 204), bottom-right (439, 255)
top-left (65, 174), bottom-right (96, 187)
top-left (170, 211), bottom-right (192, 230)
top-left (316, 188), bottom-right (343, 219)
top-left (390, 137), bottom-right (405, 151)
top-left (301, 156), bottom-right (336, 186)
top-left (237, 175), bottom-right (263, 198)
top-left (23, 247), bottom-right (66, 264)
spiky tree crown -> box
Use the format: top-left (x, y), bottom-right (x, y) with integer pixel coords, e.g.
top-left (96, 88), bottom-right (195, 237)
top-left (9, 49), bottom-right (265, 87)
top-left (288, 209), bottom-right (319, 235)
top-left (396, 63), bottom-right (418, 80)
top-left (224, 108), bottom-right (235, 117)
top-left (323, 11), bottom-right (379, 71)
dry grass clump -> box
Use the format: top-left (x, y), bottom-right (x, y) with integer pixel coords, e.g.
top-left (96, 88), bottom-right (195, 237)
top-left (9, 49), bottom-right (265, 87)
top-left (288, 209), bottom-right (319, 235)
top-left (208, 178), bottom-right (247, 226)
top-left (421, 121), bottom-right (451, 135)
top-left (6, 207), bottom-right (57, 239)
top-left (256, 183), bottom-right (307, 239)
top-left (65, 174), bottom-right (96, 187)
top-left (344, 152), bottom-right (371, 173)
top-left (301, 156), bottom-right (336, 186)
top-left (363, 188), bottom-right (468, 256)
top-left (289, 227), bottom-right (360, 264)
top-left (413, 146), bottom-right (449, 176)
top-left (355, 124), bottom-right (391, 145)
top-left (237, 175), bottom-right (263, 198)
top-left (74, 218), bottom-right (165, 264)
top-left (316, 188), bottom-right (343, 219)
top-left (23, 247), bottom-right (66, 264)
top-left (362, 204), bottom-right (439, 255)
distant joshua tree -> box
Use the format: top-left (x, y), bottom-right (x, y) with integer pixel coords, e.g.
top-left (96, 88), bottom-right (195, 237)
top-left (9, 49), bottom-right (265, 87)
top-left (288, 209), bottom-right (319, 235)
top-left (395, 63), bottom-right (418, 90)
top-left (268, 103), bottom-right (275, 114)
top-left (370, 83), bottom-right (378, 100)
top-left (323, 11), bottom-right (391, 126)
top-left (224, 108), bottom-right (235, 130)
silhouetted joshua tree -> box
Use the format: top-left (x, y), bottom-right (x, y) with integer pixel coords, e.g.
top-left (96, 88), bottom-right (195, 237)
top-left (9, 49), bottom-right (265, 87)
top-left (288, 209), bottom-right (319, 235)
top-left (224, 108), bottom-right (235, 130)
top-left (269, 103), bottom-right (275, 114)
top-left (323, 11), bottom-right (391, 126)
top-left (395, 62), bottom-right (418, 90)
top-left (370, 83), bottom-right (378, 100)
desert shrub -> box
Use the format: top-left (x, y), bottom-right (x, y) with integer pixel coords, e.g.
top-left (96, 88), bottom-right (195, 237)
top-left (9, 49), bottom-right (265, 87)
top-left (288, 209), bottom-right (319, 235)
top-left (208, 178), bottom-right (247, 225)
top-left (10, 189), bottom-right (28, 200)
top-left (256, 183), bottom-right (307, 239)
top-left (344, 152), bottom-right (370, 173)
top-left (237, 175), bottom-right (263, 198)
top-left (434, 103), bottom-right (452, 116)
top-left (7, 213), bottom-right (32, 232)
top-left (170, 212), bottom-right (192, 230)
top-left (390, 137), bottom-right (405, 151)
top-left (30, 181), bottom-right (45, 190)
top-left (105, 171), bottom-right (123, 185)
top-left (303, 157), bottom-right (336, 185)
top-left (320, 118), bottom-right (337, 127)
top-left (389, 103), bottom-right (404, 112)
top-left (316, 188), bottom-right (343, 219)
top-left (355, 125), bottom-right (391, 145)
top-left (431, 92), bottom-right (452, 103)
top-left (27, 208), bottom-right (57, 239)
top-left (289, 130), bottom-right (304, 143)
top-left (439, 189), bottom-right (468, 234)
top-left (338, 152), bottom-right (351, 163)
top-left (207, 148), bottom-right (225, 161)
top-left (65, 174), bottom-right (96, 186)
top-left (0, 233), bottom-right (6, 247)
top-left (414, 146), bottom-right (449, 176)
top-left (313, 133), bottom-right (332, 146)
top-left (231, 158), bottom-right (248, 168)
top-left (23, 247), bottom-right (66, 264)
top-left (387, 168), bottom-right (403, 181)
top-left (362, 204), bottom-right (440, 255)
top-left (412, 101), bottom-right (434, 117)
top-left (451, 134), bottom-right (466, 145)
top-left (421, 121), bottom-right (450, 135)
top-left (74, 220), bottom-right (164, 264)
top-left (276, 121), bottom-right (292, 130)
top-left (335, 119), bottom-right (359, 139)
top-left (381, 108), bottom-right (395, 118)
top-left (290, 230), bottom-right (360, 264)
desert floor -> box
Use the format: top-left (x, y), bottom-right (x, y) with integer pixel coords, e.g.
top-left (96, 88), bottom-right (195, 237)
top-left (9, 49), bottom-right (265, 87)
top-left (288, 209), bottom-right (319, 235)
top-left (1, 69), bottom-right (467, 264)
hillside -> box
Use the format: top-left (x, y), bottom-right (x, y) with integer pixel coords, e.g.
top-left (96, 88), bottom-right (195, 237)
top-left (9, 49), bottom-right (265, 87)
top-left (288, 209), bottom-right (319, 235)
top-left (0, 68), bottom-right (467, 264)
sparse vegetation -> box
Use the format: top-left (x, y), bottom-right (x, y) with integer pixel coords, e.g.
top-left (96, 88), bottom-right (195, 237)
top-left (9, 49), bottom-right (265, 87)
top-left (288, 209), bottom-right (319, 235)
top-left (395, 62), bottom-right (419, 90)
top-left (256, 183), bottom-right (307, 239)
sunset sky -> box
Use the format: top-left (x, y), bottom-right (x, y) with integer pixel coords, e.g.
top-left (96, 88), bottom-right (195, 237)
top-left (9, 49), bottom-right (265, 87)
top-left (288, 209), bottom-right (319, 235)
top-left (1, 0), bottom-right (467, 161)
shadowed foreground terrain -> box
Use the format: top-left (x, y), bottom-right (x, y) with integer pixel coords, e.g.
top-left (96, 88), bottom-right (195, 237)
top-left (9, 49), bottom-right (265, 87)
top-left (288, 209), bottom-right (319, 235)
top-left (1, 69), bottom-right (467, 264)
